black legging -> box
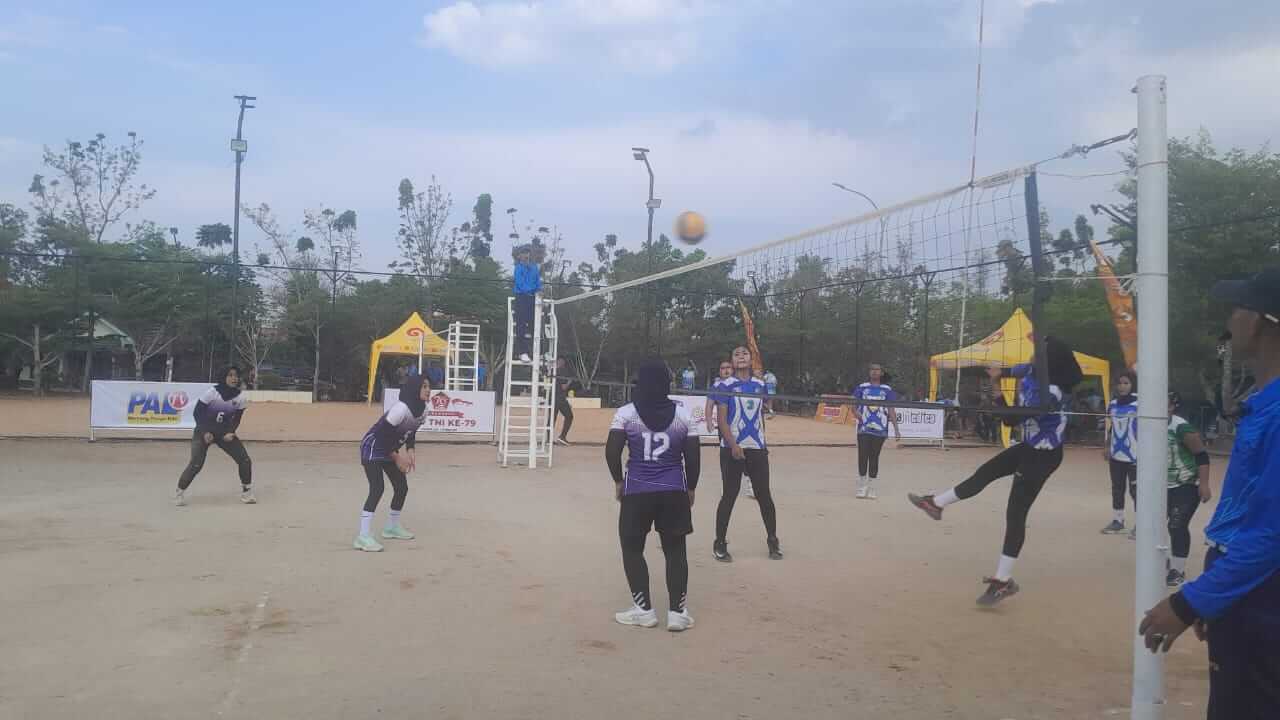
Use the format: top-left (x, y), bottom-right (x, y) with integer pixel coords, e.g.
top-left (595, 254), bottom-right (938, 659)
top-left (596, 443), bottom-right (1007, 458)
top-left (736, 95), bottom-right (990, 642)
top-left (857, 433), bottom-right (887, 478)
top-left (621, 531), bottom-right (688, 612)
top-left (1131, 482), bottom-right (1202, 559)
top-left (715, 448), bottom-right (777, 543)
top-left (178, 430), bottom-right (252, 489)
top-left (514, 293), bottom-right (535, 356)
top-left (1109, 459), bottom-right (1137, 511)
top-left (554, 390), bottom-right (573, 440)
top-left (363, 461), bottom-right (408, 513)
top-left (954, 443), bottom-right (1063, 558)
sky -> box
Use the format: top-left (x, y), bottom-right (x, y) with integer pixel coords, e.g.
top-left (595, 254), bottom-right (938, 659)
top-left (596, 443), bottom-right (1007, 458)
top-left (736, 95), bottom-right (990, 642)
top-left (2, 0), bottom-right (1278, 275)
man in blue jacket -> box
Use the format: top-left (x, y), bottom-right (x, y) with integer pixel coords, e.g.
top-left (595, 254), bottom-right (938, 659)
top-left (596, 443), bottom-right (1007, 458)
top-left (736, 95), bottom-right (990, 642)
top-left (1140, 267), bottom-right (1280, 719)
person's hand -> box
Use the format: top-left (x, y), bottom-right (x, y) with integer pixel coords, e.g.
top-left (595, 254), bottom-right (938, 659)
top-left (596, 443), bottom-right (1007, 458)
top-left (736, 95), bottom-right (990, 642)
top-left (1199, 482), bottom-right (1212, 504)
top-left (615, 481), bottom-right (624, 502)
top-left (894, 431), bottom-right (903, 442)
top-left (406, 448), bottom-right (417, 472)
top-left (202, 432), bottom-right (214, 445)
top-left (393, 451), bottom-right (413, 474)
top-left (731, 445), bottom-right (745, 461)
top-left (1138, 597), bottom-right (1192, 653)
top-left (223, 433), bottom-right (236, 443)
top-left (1102, 450), bottom-right (1110, 462)
top-left (1194, 620), bottom-right (1209, 642)
top-left (688, 488), bottom-right (696, 507)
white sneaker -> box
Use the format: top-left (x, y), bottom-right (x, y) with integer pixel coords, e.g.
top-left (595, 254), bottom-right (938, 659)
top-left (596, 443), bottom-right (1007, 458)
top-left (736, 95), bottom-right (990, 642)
top-left (865, 482), bottom-right (878, 500)
top-left (855, 478), bottom-right (868, 499)
top-left (614, 604), bottom-right (658, 628)
top-left (667, 609), bottom-right (694, 632)
top-left (173, 488), bottom-right (187, 507)
top-left (744, 480), bottom-right (755, 499)
top-left (240, 487), bottom-right (257, 504)
top-left (519, 353), bottom-right (532, 363)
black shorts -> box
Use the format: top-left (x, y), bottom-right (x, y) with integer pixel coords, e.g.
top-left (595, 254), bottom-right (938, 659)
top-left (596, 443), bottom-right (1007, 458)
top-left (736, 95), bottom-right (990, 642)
top-left (619, 490), bottom-right (693, 537)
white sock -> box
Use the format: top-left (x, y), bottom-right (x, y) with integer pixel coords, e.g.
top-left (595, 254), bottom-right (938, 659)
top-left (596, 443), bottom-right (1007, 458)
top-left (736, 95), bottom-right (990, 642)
top-left (858, 475), bottom-right (867, 486)
top-left (359, 511), bottom-right (373, 536)
top-left (387, 510), bottom-right (402, 529)
top-left (1170, 556), bottom-right (1187, 573)
top-left (934, 489), bottom-right (960, 508)
top-left (1113, 510), bottom-right (1125, 524)
top-left (995, 554), bottom-right (1017, 581)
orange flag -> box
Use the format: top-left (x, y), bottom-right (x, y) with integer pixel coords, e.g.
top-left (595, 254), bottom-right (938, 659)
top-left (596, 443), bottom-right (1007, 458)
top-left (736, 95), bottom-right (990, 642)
top-left (738, 298), bottom-right (765, 377)
top-left (1085, 237), bottom-right (1137, 370)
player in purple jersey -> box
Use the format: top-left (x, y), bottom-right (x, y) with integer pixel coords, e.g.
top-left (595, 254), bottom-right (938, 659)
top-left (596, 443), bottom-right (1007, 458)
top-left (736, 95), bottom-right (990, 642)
top-left (607, 360), bottom-right (702, 632)
top-left (174, 366), bottom-right (254, 506)
top-left (353, 375), bottom-right (429, 552)
top-left (908, 335), bottom-right (1082, 606)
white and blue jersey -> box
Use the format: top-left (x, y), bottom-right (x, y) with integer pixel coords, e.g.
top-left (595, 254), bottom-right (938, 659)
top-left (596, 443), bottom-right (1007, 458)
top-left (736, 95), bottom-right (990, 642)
top-left (610, 404), bottom-right (695, 495)
top-left (680, 369), bottom-right (696, 391)
top-left (1108, 394), bottom-right (1138, 463)
top-left (763, 372), bottom-right (778, 396)
top-left (1011, 364), bottom-right (1066, 451)
top-left (853, 382), bottom-right (896, 437)
top-left (719, 376), bottom-right (768, 450)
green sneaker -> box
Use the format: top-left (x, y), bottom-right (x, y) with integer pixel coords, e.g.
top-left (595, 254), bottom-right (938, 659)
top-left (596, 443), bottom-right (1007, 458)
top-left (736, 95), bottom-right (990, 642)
top-left (381, 525), bottom-right (415, 541)
top-left (353, 534), bottom-right (384, 552)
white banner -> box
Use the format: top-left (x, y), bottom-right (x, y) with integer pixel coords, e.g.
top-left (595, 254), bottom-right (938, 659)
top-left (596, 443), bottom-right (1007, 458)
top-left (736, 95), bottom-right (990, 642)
top-left (384, 389), bottom-right (496, 434)
top-left (670, 395), bottom-right (718, 438)
top-left (891, 407), bottom-right (947, 440)
top-left (91, 381), bottom-right (211, 429)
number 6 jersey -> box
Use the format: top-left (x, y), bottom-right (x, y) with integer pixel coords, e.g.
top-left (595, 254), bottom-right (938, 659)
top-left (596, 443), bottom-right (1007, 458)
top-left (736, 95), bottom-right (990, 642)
top-left (610, 403), bottom-right (696, 495)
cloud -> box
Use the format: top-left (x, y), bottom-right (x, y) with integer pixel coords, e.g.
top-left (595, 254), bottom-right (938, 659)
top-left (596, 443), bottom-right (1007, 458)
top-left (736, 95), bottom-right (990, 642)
top-left (945, 0), bottom-right (1061, 47)
top-left (421, 0), bottom-right (730, 73)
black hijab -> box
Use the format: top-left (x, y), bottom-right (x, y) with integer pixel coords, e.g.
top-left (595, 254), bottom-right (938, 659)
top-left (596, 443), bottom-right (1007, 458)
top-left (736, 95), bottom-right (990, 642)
top-left (1043, 335), bottom-right (1084, 393)
top-left (633, 359), bottom-right (676, 431)
top-left (215, 366), bottom-right (243, 401)
top-left (400, 374), bottom-right (428, 418)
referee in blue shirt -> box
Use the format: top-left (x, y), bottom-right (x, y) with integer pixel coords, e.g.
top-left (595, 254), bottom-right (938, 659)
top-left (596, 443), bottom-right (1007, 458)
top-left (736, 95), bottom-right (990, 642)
top-left (1140, 267), bottom-right (1280, 718)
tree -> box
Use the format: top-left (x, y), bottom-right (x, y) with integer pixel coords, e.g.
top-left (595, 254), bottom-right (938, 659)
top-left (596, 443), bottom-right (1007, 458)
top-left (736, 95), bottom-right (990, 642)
top-left (1107, 131), bottom-right (1280, 400)
top-left (392, 177), bottom-right (454, 279)
top-left (0, 286), bottom-right (70, 396)
top-left (29, 133), bottom-right (156, 244)
top-left (196, 223), bottom-right (232, 249)
top-left (0, 204), bottom-right (30, 288)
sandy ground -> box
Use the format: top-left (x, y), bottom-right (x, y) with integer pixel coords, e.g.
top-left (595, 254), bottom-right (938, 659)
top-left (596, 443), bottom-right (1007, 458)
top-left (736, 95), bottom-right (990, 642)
top-left (0, 429), bottom-right (1214, 719)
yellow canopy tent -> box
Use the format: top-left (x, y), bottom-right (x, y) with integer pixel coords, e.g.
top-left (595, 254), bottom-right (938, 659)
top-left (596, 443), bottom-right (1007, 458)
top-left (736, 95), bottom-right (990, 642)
top-left (928, 308), bottom-right (1111, 446)
top-left (365, 312), bottom-right (449, 403)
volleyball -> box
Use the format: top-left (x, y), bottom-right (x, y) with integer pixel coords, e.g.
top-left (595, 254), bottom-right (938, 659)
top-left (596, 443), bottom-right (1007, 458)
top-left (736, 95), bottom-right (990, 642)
top-left (674, 211), bottom-right (707, 245)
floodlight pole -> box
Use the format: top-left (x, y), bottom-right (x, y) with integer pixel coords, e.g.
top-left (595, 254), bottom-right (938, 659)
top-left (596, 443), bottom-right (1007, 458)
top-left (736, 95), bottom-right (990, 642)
top-left (1131, 74), bottom-right (1169, 720)
top-left (230, 94), bottom-right (256, 365)
top-left (634, 148), bottom-right (658, 353)
top-left (833, 182), bottom-right (888, 259)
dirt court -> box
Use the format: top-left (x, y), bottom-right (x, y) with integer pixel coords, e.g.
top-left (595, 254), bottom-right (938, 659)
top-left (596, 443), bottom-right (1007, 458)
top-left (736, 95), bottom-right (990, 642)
top-left (0, 398), bottom-right (1214, 719)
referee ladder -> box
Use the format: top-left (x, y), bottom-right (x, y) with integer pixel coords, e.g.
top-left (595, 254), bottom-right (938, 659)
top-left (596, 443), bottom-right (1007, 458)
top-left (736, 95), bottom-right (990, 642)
top-left (498, 295), bottom-right (558, 468)
top-left (443, 321), bottom-right (481, 390)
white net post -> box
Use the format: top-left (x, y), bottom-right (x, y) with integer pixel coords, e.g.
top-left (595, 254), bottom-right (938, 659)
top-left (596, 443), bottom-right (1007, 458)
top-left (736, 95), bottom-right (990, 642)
top-left (1131, 74), bottom-right (1169, 720)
